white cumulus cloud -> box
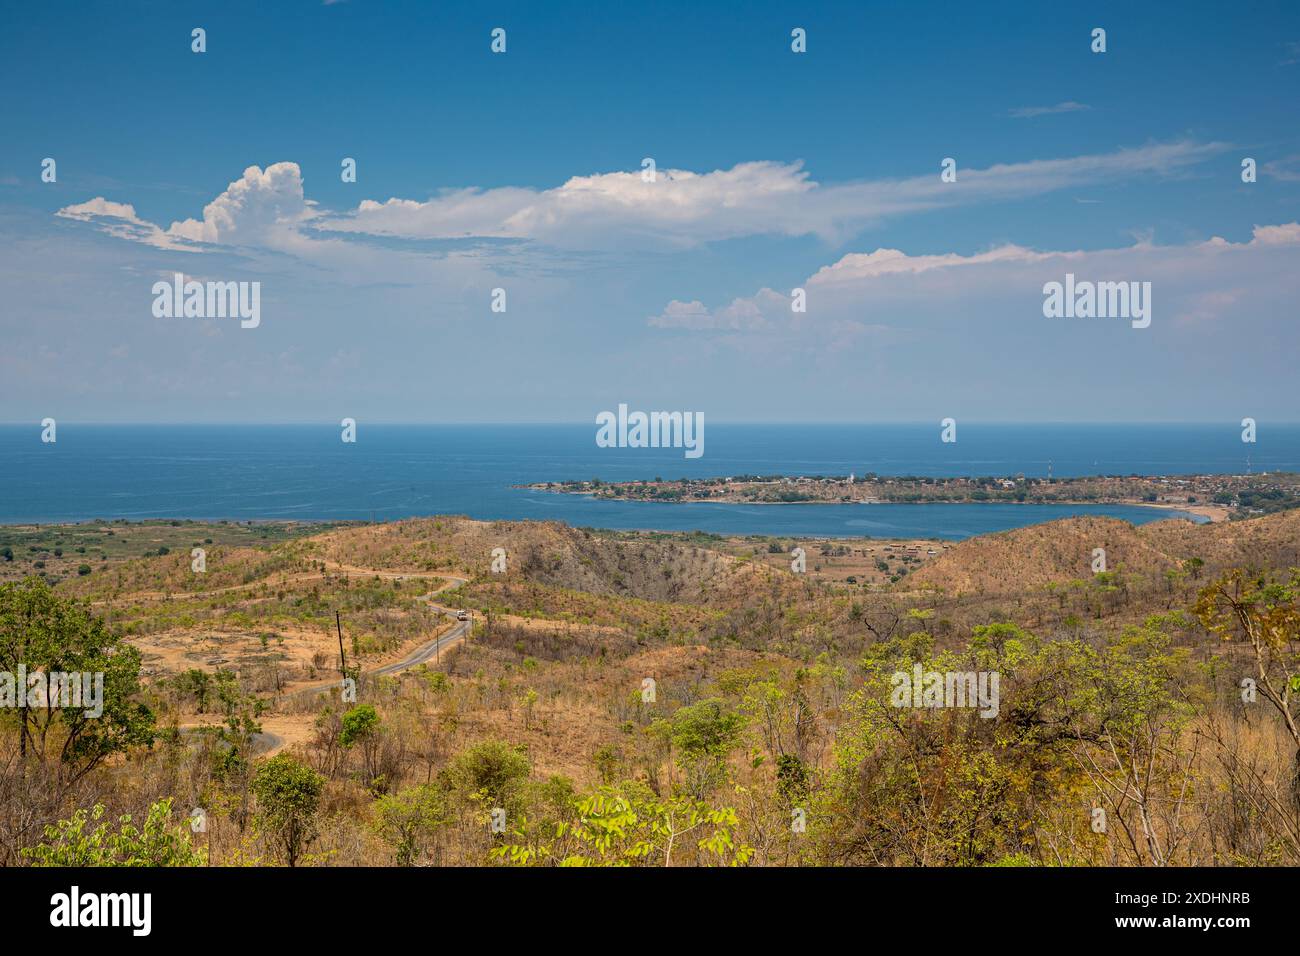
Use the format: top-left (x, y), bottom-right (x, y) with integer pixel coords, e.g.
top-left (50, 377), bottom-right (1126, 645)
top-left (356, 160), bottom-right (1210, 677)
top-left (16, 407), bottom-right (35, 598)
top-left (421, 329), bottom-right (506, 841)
top-left (58, 162), bottom-right (315, 252)
top-left (56, 142), bottom-right (1228, 257)
top-left (650, 223), bottom-right (1300, 343)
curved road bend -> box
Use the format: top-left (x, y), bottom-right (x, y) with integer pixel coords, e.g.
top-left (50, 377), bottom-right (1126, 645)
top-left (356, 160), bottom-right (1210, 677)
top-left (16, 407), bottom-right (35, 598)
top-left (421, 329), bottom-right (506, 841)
top-left (286, 572), bottom-right (472, 698)
top-left (149, 567), bottom-right (473, 744)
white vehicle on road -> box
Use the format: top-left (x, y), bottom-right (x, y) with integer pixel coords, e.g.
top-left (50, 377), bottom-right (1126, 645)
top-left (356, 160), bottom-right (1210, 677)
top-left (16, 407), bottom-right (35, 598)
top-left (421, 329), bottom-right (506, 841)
top-left (456, 610), bottom-right (470, 622)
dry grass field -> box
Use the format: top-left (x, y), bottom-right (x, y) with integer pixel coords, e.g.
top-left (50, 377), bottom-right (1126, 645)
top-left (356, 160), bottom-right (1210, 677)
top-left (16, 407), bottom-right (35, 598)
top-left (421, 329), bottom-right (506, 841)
top-left (3, 508), bottom-right (1299, 867)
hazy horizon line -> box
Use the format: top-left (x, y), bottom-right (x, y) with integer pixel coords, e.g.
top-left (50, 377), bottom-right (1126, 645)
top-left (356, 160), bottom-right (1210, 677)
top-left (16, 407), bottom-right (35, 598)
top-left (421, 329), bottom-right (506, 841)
top-left (2, 420), bottom-right (1296, 428)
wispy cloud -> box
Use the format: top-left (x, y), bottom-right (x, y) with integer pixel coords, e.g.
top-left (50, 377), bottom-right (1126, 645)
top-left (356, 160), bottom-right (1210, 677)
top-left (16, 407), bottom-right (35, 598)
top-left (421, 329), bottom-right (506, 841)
top-left (1008, 101), bottom-right (1093, 119)
top-left (55, 141), bottom-right (1230, 265)
top-left (320, 141), bottom-right (1223, 247)
top-left (1262, 154), bottom-right (1300, 181)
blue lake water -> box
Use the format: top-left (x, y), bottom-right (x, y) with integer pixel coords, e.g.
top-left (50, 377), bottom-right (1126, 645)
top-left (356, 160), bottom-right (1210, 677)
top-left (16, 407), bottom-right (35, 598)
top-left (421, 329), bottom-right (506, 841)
top-left (2, 423), bottom-right (1295, 539)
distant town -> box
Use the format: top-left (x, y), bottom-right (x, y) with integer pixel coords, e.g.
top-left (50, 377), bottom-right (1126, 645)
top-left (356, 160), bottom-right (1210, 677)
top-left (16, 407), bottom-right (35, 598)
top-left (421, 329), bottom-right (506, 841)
top-left (525, 471), bottom-right (1300, 521)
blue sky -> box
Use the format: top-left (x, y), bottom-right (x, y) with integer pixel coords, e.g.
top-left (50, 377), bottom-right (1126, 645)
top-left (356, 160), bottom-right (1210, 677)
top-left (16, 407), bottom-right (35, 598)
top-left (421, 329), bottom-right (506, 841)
top-left (2, 0), bottom-right (1298, 423)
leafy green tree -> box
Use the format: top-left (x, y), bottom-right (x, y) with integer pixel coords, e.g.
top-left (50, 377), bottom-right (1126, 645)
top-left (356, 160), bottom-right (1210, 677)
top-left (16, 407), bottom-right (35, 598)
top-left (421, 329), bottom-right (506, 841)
top-left (775, 753), bottom-right (809, 805)
top-left (340, 703), bottom-right (385, 792)
top-left (340, 704), bottom-right (380, 747)
top-left (1055, 616), bottom-right (1200, 865)
top-left (830, 622), bottom-right (1059, 866)
top-left (492, 785), bottom-right (753, 867)
top-left (372, 784), bottom-right (449, 865)
top-left (175, 668), bottom-right (212, 713)
top-left (422, 670), bottom-right (449, 695)
top-left (251, 753), bottom-right (324, 867)
top-left (0, 578), bottom-right (154, 786)
top-left (24, 798), bottom-right (204, 867)
top-left (661, 698), bottom-right (746, 799)
top-left (522, 688), bottom-right (539, 729)
top-left (443, 739), bottom-right (530, 806)
top-left (591, 743), bottom-right (623, 784)
top-left (1196, 569), bottom-right (1300, 779)
top-left (739, 671), bottom-right (816, 773)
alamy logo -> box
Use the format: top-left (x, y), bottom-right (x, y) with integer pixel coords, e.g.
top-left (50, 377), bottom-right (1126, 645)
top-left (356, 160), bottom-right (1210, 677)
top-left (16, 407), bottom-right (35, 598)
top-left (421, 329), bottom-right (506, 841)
top-left (0, 666), bottom-right (103, 718)
top-left (151, 273), bottom-right (261, 329)
top-left (50, 886), bottom-right (151, 936)
top-left (595, 404), bottom-right (704, 459)
top-left (890, 664), bottom-right (1000, 718)
top-left (1042, 274), bottom-right (1151, 329)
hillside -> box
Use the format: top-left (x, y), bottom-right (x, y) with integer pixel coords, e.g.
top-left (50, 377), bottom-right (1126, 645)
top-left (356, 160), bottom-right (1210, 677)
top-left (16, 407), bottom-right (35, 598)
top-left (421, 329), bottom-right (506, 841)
top-left (3, 508), bottom-right (1299, 869)
top-left (907, 510), bottom-right (1300, 596)
top-left (303, 517), bottom-right (779, 606)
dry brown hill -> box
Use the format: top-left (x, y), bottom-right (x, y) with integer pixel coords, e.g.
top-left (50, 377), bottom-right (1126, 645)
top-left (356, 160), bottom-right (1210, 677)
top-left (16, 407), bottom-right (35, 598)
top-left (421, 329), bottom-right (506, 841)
top-left (907, 510), bottom-right (1300, 597)
top-left (304, 517), bottom-right (774, 605)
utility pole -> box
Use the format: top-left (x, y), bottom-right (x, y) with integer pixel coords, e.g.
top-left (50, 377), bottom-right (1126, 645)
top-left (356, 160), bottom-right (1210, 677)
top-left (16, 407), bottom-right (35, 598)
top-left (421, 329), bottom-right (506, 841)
top-left (336, 610), bottom-right (347, 678)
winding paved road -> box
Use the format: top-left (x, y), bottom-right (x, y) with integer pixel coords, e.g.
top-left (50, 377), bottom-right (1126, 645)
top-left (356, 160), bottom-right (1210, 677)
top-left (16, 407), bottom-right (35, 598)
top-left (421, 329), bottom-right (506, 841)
top-left (281, 568), bottom-right (472, 698)
top-left (116, 563), bottom-right (476, 746)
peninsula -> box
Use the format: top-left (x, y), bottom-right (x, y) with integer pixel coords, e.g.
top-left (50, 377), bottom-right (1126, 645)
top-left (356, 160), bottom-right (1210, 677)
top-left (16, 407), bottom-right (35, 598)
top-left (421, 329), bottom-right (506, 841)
top-left (522, 471), bottom-right (1300, 522)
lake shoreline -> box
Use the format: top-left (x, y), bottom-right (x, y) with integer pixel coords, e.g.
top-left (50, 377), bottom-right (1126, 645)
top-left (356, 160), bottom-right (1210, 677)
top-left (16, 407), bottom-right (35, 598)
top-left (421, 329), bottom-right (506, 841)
top-left (0, 499), bottom-right (1211, 542)
top-left (523, 487), bottom-right (1223, 523)
top-left (520, 470), bottom-right (1293, 524)
top-left (8, 424), bottom-right (1291, 536)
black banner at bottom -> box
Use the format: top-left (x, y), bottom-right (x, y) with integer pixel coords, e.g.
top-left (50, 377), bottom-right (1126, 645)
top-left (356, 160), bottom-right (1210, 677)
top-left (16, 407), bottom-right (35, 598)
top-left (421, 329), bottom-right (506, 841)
top-left (2, 865), bottom-right (1276, 943)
